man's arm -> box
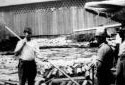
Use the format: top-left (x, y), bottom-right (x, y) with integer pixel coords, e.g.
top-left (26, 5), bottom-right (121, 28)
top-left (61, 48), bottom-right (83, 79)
top-left (33, 41), bottom-right (48, 61)
top-left (14, 39), bottom-right (26, 56)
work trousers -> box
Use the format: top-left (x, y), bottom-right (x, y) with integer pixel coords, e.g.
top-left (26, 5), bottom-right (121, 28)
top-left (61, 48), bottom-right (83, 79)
top-left (97, 70), bottom-right (113, 85)
top-left (18, 59), bottom-right (37, 85)
top-left (96, 62), bottom-right (114, 85)
top-left (116, 59), bottom-right (125, 85)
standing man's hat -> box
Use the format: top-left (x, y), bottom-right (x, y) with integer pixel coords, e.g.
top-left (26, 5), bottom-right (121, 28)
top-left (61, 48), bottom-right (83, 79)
top-left (23, 27), bottom-right (32, 34)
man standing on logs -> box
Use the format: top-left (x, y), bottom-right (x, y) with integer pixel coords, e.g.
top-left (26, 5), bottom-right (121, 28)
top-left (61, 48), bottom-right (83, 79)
top-left (94, 27), bottom-right (116, 85)
top-left (14, 27), bottom-right (43, 85)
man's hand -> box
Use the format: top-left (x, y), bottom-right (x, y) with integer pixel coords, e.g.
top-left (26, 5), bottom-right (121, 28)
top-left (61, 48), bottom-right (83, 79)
top-left (91, 55), bottom-right (98, 67)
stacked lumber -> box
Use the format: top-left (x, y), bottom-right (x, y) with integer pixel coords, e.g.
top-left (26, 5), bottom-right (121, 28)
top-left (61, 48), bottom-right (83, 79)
top-left (42, 63), bottom-right (94, 79)
top-left (37, 56), bottom-right (96, 85)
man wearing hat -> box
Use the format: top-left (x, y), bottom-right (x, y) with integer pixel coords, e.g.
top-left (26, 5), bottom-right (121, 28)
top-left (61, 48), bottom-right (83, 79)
top-left (14, 27), bottom-right (45, 85)
top-left (116, 23), bottom-right (125, 85)
top-left (95, 27), bottom-right (116, 85)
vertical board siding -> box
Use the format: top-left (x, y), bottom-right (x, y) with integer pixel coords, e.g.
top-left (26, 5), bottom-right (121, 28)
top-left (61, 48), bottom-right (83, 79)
top-left (0, 0), bottom-right (118, 37)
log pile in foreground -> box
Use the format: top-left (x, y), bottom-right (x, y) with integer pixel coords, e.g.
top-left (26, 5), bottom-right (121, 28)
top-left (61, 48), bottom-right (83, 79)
top-left (37, 57), bottom-right (96, 85)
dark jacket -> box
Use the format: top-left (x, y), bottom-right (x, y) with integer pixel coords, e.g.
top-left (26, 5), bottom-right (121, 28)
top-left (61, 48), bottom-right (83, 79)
top-left (116, 41), bottom-right (125, 85)
top-left (116, 59), bottom-right (125, 85)
top-left (96, 42), bottom-right (115, 85)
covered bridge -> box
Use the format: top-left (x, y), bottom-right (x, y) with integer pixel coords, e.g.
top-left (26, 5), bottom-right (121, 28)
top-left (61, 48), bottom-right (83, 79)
top-left (0, 0), bottom-right (118, 38)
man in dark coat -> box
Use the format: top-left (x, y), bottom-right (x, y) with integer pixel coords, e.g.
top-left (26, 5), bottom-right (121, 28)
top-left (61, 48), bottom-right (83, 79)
top-left (95, 27), bottom-right (115, 85)
top-left (116, 24), bottom-right (125, 85)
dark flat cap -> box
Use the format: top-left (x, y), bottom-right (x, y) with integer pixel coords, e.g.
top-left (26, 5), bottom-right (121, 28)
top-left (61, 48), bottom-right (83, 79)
top-left (23, 27), bottom-right (32, 34)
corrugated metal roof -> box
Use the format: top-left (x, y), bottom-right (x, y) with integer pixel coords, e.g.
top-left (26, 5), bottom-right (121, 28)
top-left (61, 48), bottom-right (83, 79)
top-left (0, 0), bottom-right (60, 7)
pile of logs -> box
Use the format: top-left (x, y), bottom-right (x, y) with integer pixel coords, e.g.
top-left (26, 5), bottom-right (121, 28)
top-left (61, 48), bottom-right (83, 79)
top-left (42, 63), bottom-right (94, 79)
top-left (37, 60), bottom-right (96, 85)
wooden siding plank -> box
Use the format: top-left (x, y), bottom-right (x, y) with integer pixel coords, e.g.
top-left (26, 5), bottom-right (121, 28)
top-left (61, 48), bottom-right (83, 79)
top-left (52, 8), bottom-right (58, 35)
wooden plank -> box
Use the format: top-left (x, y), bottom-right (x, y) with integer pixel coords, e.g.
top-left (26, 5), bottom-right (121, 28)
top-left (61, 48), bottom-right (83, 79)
top-left (52, 76), bottom-right (85, 82)
top-left (52, 7), bottom-right (58, 35)
top-left (0, 79), bottom-right (18, 85)
top-left (73, 23), bottom-right (121, 32)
